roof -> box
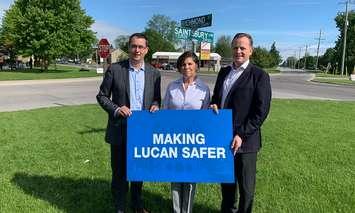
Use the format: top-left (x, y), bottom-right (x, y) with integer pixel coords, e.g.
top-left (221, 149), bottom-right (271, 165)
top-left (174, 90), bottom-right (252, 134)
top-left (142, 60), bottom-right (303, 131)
top-left (152, 52), bottom-right (221, 61)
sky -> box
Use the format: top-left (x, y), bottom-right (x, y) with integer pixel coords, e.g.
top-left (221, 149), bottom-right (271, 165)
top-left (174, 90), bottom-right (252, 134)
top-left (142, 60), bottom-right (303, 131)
top-left (1, 0), bottom-right (353, 60)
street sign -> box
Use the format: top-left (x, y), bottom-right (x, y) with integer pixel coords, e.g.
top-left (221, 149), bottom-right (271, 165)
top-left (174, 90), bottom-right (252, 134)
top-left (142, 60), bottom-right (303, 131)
top-left (175, 27), bottom-right (214, 43)
top-left (181, 14), bottom-right (212, 29)
top-left (98, 38), bottom-right (110, 58)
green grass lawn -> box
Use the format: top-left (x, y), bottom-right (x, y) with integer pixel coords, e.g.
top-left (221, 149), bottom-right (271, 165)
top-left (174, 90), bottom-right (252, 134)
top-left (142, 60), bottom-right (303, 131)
top-left (264, 68), bottom-right (280, 74)
top-left (0, 100), bottom-right (354, 212)
top-left (312, 73), bottom-right (355, 85)
top-left (315, 73), bottom-right (346, 78)
top-left (312, 78), bottom-right (355, 86)
top-left (0, 64), bottom-right (100, 81)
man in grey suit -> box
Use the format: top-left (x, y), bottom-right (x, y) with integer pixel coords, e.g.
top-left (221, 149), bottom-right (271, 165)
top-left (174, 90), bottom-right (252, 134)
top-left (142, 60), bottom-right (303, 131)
top-left (97, 33), bottom-right (161, 213)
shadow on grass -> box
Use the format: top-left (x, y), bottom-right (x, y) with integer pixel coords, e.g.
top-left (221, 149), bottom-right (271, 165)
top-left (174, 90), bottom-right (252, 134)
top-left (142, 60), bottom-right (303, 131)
top-left (12, 173), bottom-right (218, 213)
top-left (78, 126), bottom-right (106, 135)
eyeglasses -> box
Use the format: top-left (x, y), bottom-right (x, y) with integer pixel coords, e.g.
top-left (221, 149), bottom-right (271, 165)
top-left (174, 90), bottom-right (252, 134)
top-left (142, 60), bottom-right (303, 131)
top-left (130, 44), bottom-right (147, 50)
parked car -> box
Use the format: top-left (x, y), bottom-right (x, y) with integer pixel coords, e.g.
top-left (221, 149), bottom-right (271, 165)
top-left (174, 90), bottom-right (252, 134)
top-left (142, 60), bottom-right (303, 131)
top-left (161, 63), bottom-right (174, 70)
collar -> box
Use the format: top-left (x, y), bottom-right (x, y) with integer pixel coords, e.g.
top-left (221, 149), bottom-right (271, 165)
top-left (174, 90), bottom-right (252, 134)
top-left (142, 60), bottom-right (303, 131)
top-left (129, 60), bottom-right (145, 72)
top-left (231, 60), bottom-right (249, 71)
top-left (174, 76), bottom-right (204, 87)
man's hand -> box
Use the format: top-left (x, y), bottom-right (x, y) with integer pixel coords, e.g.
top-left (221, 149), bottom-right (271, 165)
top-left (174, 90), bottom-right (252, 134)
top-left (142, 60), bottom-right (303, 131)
top-left (149, 105), bottom-right (159, 113)
top-left (231, 135), bottom-right (242, 155)
top-left (117, 105), bottom-right (132, 117)
top-left (210, 104), bottom-right (219, 114)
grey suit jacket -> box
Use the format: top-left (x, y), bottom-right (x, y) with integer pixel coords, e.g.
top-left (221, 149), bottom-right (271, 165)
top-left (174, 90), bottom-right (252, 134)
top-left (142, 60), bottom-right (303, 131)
top-left (96, 60), bottom-right (161, 145)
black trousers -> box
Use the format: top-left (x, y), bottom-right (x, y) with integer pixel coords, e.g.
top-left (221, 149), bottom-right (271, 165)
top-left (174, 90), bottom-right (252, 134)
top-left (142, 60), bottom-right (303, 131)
top-left (111, 144), bottom-right (144, 211)
top-left (221, 152), bottom-right (257, 213)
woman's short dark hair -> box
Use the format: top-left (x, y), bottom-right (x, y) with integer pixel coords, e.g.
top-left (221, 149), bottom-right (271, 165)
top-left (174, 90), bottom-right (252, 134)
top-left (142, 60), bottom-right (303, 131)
top-left (177, 51), bottom-right (199, 71)
top-left (129, 33), bottom-right (148, 47)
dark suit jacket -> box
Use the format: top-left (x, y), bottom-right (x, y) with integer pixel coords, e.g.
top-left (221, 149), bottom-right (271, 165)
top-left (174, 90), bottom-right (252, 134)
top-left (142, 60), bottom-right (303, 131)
top-left (211, 63), bottom-right (271, 153)
top-left (96, 60), bottom-right (161, 145)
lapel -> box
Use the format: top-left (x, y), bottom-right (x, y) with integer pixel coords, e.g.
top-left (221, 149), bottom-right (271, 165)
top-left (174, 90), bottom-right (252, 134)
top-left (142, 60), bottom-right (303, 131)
top-left (218, 66), bottom-right (232, 100)
top-left (223, 63), bottom-right (252, 108)
top-left (123, 60), bottom-right (130, 100)
top-left (143, 63), bottom-right (152, 108)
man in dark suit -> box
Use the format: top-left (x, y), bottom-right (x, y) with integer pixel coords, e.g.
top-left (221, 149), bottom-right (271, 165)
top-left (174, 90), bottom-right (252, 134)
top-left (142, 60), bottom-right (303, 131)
top-left (210, 33), bottom-right (271, 213)
top-left (97, 33), bottom-right (161, 213)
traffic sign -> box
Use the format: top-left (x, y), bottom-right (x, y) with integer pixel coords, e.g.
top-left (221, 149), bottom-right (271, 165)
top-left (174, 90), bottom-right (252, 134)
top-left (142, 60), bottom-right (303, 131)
top-left (98, 38), bottom-right (110, 58)
top-left (175, 27), bottom-right (214, 43)
top-left (181, 14), bottom-right (212, 29)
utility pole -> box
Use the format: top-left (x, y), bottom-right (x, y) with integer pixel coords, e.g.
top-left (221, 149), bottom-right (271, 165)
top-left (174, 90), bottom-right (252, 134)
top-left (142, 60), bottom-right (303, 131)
top-left (341, 0), bottom-right (349, 75)
top-left (339, 0), bottom-right (355, 75)
top-left (314, 29), bottom-right (325, 70)
top-left (304, 45), bottom-right (308, 70)
top-left (298, 47), bottom-right (302, 69)
top-left (294, 51), bottom-right (297, 69)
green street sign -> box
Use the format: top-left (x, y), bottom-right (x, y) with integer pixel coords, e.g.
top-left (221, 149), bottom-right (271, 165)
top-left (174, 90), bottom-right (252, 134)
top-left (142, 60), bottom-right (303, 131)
top-left (174, 27), bottom-right (214, 43)
top-left (181, 14), bottom-right (212, 29)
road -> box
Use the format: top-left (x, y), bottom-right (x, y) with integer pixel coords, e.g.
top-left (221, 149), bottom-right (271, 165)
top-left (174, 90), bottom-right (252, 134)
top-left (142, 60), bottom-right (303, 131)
top-left (0, 71), bottom-right (354, 112)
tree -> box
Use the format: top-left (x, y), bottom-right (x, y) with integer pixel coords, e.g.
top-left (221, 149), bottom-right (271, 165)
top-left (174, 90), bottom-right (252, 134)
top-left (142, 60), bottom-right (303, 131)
top-left (143, 29), bottom-right (175, 62)
top-left (250, 47), bottom-right (272, 68)
top-left (146, 14), bottom-right (178, 44)
top-left (334, 10), bottom-right (355, 75)
top-left (114, 35), bottom-right (129, 53)
top-left (319, 48), bottom-right (337, 73)
top-left (269, 42), bottom-right (282, 67)
top-left (0, 0), bottom-right (96, 70)
top-left (214, 35), bottom-right (232, 59)
top-left (285, 56), bottom-right (298, 68)
top-left (0, 5), bottom-right (19, 69)
top-left (298, 54), bottom-right (317, 70)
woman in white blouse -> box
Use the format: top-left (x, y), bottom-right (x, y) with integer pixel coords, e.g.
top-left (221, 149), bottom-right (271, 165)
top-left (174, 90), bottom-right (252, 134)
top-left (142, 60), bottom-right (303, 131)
top-left (163, 51), bottom-right (210, 213)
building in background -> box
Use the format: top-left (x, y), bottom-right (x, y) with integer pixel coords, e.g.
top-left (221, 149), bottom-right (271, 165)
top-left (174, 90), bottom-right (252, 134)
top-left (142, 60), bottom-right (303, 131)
top-left (152, 51), bottom-right (221, 72)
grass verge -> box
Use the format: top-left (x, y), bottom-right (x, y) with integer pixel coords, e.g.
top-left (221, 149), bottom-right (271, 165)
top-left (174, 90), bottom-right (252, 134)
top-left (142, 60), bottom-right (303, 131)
top-left (312, 78), bottom-right (355, 86)
top-left (0, 100), bottom-right (354, 212)
top-left (0, 64), bottom-right (100, 81)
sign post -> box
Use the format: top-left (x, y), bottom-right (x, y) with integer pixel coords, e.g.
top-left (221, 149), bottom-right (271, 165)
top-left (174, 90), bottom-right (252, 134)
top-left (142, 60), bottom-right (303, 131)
top-left (97, 38), bottom-right (110, 73)
top-left (177, 14), bottom-right (214, 70)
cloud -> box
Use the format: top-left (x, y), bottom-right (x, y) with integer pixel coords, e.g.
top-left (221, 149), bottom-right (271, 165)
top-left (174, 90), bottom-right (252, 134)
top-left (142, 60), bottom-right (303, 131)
top-left (91, 20), bottom-right (130, 45)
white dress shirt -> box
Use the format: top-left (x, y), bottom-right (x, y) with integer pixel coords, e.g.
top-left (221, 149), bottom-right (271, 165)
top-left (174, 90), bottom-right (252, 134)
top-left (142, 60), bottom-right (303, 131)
top-left (163, 76), bottom-right (210, 110)
top-left (221, 60), bottom-right (249, 108)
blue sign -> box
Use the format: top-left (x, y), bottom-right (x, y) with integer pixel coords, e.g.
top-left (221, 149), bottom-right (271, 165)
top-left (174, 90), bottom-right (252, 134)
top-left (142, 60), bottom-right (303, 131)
top-left (127, 110), bottom-right (234, 183)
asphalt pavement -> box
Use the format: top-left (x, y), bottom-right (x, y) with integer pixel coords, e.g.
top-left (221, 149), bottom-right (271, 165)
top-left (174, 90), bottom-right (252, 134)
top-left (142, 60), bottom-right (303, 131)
top-left (0, 71), bottom-right (354, 112)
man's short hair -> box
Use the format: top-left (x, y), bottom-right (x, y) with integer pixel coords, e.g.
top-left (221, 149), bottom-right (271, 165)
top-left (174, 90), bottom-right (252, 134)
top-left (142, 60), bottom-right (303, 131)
top-left (232, 33), bottom-right (253, 47)
top-left (129, 33), bottom-right (148, 47)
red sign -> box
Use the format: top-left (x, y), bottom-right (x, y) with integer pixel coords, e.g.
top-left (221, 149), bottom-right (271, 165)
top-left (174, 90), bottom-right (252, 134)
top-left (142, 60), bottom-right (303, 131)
top-left (98, 38), bottom-right (110, 58)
